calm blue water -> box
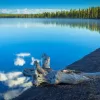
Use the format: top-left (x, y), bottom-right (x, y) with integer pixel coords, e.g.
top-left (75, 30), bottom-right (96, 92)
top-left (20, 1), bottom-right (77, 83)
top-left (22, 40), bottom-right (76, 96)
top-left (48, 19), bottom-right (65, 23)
top-left (0, 18), bottom-right (100, 99)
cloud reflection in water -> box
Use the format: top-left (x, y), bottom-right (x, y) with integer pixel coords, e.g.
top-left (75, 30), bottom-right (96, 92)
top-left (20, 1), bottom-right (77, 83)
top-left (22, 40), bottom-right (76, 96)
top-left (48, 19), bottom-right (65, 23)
top-left (0, 52), bottom-right (41, 100)
top-left (0, 71), bottom-right (32, 100)
top-left (14, 52), bottom-right (40, 66)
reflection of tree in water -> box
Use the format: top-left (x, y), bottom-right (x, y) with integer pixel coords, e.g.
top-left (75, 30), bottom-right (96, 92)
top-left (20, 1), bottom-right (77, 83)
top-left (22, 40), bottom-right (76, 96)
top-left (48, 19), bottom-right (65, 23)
top-left (41, 19), bottom-right (100, 33)
top-left (0, 19), bottom-right (100, 33)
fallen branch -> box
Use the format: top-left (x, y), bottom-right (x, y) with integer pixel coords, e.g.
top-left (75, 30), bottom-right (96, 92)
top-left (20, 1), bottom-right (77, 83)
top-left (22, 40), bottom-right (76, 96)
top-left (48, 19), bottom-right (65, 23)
top-left (23, 54), bottom-right (100, 86)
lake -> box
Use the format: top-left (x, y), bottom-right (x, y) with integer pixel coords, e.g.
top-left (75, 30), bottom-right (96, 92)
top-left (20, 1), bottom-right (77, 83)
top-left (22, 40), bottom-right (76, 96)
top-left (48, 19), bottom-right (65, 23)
top-left (0, 18), bottom-right (100, 99)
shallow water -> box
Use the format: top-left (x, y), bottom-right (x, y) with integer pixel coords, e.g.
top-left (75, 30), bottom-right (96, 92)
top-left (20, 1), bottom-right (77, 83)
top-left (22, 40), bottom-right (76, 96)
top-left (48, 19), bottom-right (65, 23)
top-left (0, 18), bottom-right (100, 99)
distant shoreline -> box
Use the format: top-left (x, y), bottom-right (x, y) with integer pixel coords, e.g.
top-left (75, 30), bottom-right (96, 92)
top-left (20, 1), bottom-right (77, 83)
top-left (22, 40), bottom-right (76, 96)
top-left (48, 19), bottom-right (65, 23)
top-left (0, 17), bottom-right (100, 19)
top-left (0, 7), bottom-right (100, 19)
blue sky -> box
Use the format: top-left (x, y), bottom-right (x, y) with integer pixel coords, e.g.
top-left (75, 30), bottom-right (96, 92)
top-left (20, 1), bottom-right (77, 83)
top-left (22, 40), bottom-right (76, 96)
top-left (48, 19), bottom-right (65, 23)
top-left (0, 0), bottom-right (100, 9)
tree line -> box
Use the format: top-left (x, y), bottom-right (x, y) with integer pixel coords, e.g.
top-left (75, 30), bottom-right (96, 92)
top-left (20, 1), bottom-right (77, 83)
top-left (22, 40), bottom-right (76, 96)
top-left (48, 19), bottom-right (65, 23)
top-left (0, 7), bottom-right (100, 19)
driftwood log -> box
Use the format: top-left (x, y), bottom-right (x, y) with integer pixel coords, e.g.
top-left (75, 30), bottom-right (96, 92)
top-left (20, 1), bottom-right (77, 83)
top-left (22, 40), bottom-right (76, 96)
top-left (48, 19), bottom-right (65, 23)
top-left (23, 54), bottom-right (100, 86)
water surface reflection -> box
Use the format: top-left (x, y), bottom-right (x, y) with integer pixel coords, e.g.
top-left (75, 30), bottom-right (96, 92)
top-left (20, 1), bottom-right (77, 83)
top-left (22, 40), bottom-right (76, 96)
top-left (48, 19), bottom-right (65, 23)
top-left (0, 18), bottom-right (100, 33)
top-left (0, 18), bottom-right (100, 99)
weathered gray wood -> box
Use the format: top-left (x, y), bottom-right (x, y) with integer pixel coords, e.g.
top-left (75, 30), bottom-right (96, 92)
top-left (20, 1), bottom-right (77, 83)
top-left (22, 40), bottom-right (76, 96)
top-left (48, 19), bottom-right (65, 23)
top-left (23, 53), bottom-right (100, 86)
top-left (41, 53), bottom-right (50, 69)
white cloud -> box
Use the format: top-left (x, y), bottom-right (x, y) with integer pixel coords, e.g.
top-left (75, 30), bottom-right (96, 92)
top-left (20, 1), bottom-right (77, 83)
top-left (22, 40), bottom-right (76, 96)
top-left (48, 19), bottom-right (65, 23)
top-left (0, 71), bottom-right (32, 100)
top-left (14, 53), bottom-right (40, 66)
top-left (14, 53), bottom-right (31, 66)
top-left (0, 72), bottom-right (8, 81)
top-left (0, 53), bottom-right (42, 99)
top-left (3, 86), bottom-right (31, 100)
top-left (3, 85), bottom-right (32, 100)
top-left (14, 57), bottom-right (25, 66)
top-left (21, 81), bottom-right (32, 88)
top-left (4, 89), bottom-right (23, 100)
top-left (0, 72), bottom-right (22, 81)
top-left (5, 77), bottom-right (26, 88)
top-left (6, 72), bottom-right (22, 80)
top-left (0, 23), bottom-right (57, 28)
top-left (16, 53), bottom-right (31, 57)
top-left (0, 71), bottom-right (32, 87)
top-left (0, 8), bottom-right (67, 14)
top-left (31, 57), bottom-right (40, 65)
